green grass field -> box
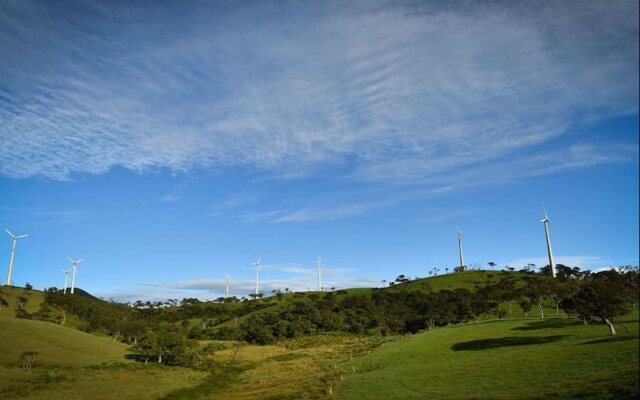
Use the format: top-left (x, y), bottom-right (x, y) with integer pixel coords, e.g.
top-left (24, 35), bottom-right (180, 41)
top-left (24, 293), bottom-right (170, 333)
top-left (0, 286), bottom-right (48, 317)
top-left (1, 272), bottom-right (638, 399)
top-left (0, 317), bottom-right (208, 400)
top-left (335, 313), bottom-right (640, 399)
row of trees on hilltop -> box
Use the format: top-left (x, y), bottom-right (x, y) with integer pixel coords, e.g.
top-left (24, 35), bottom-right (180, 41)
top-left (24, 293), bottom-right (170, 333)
top-left (217, 266), bottom-right (638, 343)
top-left (24, 265), bottom-right (639, 363)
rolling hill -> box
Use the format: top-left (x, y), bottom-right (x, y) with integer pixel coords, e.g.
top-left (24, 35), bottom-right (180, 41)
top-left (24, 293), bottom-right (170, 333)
top-left (0, 317), bottom-right (208, 400)
top-left (335, 312), bottom-right (640, 399)
top-left (0, 270), bottom-right (637, 399)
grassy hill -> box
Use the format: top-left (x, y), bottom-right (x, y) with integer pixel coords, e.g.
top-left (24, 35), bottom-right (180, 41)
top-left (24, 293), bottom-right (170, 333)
top-left (156, 313), bottom-right (639, 400)
top-left (0, 317), bottom-right (130, 367)
top-left (1, 272), bottom-right (637, 399)
top-left (0, 317), bottom-right (208, 399)
top-left (209, 270), bottom-right (545, 331)
top-left (0, 286), bottom-right (83, 329)
top-left (0, 286), bottom-right (48, 318)
top-left (335, 312), bottom-right (640, 399)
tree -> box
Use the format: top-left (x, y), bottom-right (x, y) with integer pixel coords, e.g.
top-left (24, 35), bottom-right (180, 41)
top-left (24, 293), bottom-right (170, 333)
top-left (619, 266), bottom-right (639, 310)
top-left (134, 325), bottom-right (194, 364)
top-left (523, 275), bottom-right (554, 319)
top-left (517, 297), bottom-right (533, 317)
top-left (15, 295), bottom-right (30, 319)
top-left (0, 295), bottom-right (8, 310)
top-left (24, 282), bottom-right (33, 292)
top-left (573, 272), bottom-right (631, 335)
top-left (488, 262), bottom-right (496, 270)
top-left (21, 351), bottom-right (38, 369)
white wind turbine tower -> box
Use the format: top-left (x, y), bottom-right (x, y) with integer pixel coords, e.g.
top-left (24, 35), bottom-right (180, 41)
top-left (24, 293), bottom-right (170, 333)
top-left (5, 229), bottom-right (28, 286)
top-left (67, 257), bottom-right (84, 294)
top-left (457, 226), bottom-right (465, 270)
top-left (540, 208), bottom-right (556, 278)
top-left (252, 257), bottom-right (261, 296)
top-left (61, 267), bottom-right (72, 294)
top-left (225, 273), bottom-right (232, 298)
top-left (316, 255), bottom-right (322, 292)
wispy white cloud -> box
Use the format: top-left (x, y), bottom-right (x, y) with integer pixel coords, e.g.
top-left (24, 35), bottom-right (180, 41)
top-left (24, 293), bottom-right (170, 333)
top-left (159, 192), bottom-right (182, 203)
top-left (0, 0), bottom-right (636, 186)
top-left (271, 198), bottom-right (399, 222)
top-left (99, 259), bottom-right (365, 301)
top-left (0, 206), bottom-right (91, 223)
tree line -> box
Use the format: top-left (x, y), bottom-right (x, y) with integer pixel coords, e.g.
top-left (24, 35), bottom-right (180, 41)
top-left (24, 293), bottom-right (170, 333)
top-left (4, 265), bottom-right (636, 364)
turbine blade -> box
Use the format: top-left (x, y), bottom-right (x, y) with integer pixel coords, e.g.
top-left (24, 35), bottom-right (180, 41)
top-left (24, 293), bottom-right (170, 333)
top-left (77, 258), bottom-right (84, 263)
top-left (17, 234), bottom-right (29, 239)
top-left (67, 257), bottom-right (75, 263)
top-left (5, 229), bottom-right (15, 238)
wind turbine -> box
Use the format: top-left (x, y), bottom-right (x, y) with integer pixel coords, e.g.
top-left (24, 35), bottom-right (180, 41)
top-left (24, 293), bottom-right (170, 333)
top-left (540, 208), bottom-right (556, 278)
top-left (457, 226), bottom-right (465, 270)
top-left (61, 267), bottom-right (72, 294)
top-left (252, 257), bottom-right (261, 296)
top-left (316, 255), bottom-right (322, 292)
top-left (67, 257), bottom-right (84, 294)
top-left (225, 273), bottom-right (232, 298)
top-left (5, 229), bottom-right (28, 286)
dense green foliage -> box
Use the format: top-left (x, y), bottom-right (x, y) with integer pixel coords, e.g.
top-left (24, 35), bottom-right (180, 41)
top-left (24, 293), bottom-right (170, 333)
top-left (223, 267), bottom-right (638, 344)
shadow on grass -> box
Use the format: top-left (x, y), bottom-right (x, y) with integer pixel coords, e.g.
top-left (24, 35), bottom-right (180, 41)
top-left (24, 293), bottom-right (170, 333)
top-left (451, 335), bottom-right (568, 351)
top-left (578, 336), bottom-right (638, 346)
top-left (510, 319), bottom-right (582, 331)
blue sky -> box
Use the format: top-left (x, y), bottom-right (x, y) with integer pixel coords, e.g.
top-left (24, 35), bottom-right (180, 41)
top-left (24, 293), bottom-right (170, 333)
top-left (0, 0), bottom-right (638, 301)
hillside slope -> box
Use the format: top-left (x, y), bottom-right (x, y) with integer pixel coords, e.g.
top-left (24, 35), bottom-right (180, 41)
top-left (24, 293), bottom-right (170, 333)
top-left (0, 317), bottom-right (130, 367)
top-left (210, 270), bottom-right (544, 331)
top-left (0, 317), bottom-right (208, 400)
top-left (0, 286), bottom-right (85, 328)
top-left (335, 312), bottom-right (640, 399)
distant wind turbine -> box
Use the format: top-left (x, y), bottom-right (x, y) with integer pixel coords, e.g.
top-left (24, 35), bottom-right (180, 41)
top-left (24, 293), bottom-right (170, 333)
top-left (457, 226), bottom-right (465, 270)
top-left (5, 229), bottom-right (28, 286)
top-left (225, 273), bottom-right (232, 298)
top-left (316, 255), bottom-right (322, 292)
top-left (252, 257), bottom-right (261, 296)
top-left (61, 267), bottom-right (72, 294)
top-left (67, 257), bottom-right (84, 294)
top-left (540, 208), bottom-right (556, 278)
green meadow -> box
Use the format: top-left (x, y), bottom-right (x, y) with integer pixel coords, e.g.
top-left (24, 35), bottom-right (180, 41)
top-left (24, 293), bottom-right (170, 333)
top-left (0, 271), bottom-right (638, 399)
top-left (335, 313), bottom-right (639, 399)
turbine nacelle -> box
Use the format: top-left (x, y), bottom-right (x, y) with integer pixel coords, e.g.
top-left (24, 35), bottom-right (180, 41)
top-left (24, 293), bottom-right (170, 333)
top-left (541, 206), bottom-right (550, 223)
top-left (68, 257), bottom-right (85, 265)
top-left (5, 229), bottom-right (28, 239)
